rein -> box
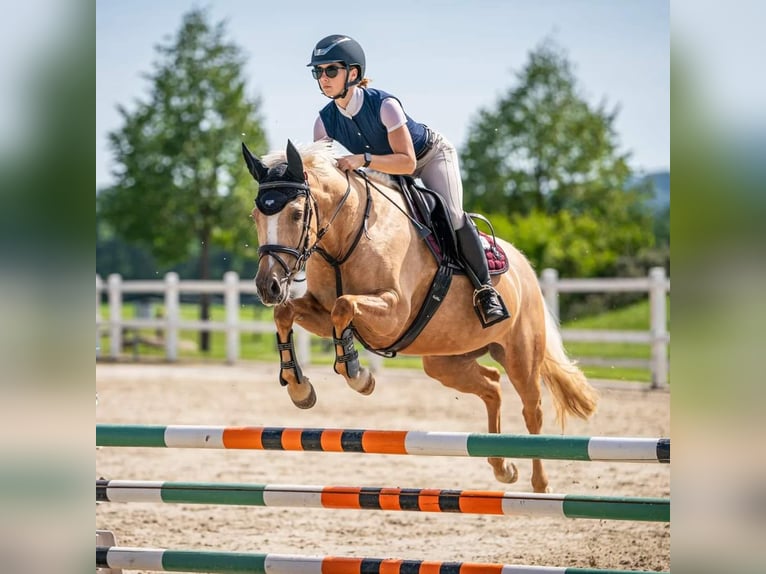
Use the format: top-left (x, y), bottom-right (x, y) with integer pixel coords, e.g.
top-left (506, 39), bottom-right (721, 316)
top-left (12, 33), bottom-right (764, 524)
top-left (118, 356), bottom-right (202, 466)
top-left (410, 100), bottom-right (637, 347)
top-left (257, 171), bottom-right (373, 297)
top-left (257, 165), bottom-right (449, 359)
top-left (353, 170), bottom-right (430, 237)
top-left (313, 172), bottom-right (373, 297)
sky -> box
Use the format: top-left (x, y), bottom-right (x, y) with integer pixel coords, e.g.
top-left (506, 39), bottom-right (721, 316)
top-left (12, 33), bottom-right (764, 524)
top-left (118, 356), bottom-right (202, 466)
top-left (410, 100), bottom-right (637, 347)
top-left (96, 0), bottom-right (670, 189)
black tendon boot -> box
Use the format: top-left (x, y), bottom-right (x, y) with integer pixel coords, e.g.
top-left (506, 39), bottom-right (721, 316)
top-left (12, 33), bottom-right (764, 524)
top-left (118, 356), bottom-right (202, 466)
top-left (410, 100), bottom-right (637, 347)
top-left (455, 217), bottom-right (510, 327)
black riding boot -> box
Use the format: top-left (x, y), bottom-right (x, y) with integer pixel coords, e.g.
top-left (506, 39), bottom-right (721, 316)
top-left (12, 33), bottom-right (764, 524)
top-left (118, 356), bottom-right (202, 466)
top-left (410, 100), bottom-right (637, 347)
top-left (455, 218), bottom-right (510, 328)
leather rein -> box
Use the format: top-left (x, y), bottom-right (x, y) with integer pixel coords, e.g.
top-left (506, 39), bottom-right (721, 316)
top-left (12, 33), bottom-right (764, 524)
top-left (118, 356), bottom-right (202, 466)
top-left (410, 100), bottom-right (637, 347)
top-left (257, 168), bottom-right (450, 358)
top-left (256, 171), bottom-right (373, 297)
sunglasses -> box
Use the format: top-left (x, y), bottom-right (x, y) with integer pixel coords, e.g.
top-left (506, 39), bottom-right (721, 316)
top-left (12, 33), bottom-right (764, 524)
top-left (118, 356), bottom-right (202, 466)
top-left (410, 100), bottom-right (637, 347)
top-left (311, 64), bottom-right (344, 79)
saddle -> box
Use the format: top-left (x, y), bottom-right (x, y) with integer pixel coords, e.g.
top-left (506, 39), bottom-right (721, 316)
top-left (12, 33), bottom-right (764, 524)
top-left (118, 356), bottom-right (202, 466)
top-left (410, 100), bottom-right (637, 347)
top-left (393, 175), bottom-right (509, 275)
top-left (356, 175), bottom-right (508, 358)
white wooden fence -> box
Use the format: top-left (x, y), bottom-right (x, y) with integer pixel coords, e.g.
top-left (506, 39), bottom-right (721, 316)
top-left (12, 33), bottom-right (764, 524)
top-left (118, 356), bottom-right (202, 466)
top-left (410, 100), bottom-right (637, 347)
top-left (96, 267), bottom-right (669, 388)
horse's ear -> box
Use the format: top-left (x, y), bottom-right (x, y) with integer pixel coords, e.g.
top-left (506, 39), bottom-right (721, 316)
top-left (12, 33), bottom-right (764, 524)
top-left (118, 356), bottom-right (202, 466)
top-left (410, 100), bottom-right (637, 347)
top-left (242, 142), bottom-right (268, 182)
top-left (285, 139), bottom-right (304, 182)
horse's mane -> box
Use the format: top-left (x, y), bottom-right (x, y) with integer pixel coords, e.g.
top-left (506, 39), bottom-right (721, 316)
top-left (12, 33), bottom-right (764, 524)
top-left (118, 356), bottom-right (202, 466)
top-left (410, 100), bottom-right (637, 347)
top-left (261, 140), bottom-right (394, 188)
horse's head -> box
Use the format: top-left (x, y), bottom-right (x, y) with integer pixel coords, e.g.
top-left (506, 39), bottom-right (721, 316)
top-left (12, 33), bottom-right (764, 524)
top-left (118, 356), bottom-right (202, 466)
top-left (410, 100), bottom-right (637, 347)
top-left (243, 139), bottom-right (313, 305)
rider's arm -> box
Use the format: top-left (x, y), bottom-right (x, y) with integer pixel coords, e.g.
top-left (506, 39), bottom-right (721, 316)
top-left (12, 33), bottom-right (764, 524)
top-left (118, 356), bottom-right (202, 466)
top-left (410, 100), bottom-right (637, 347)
top-left (335, 99), bottom-right (417, 174)
top-left (368, 98), bottom-right (416, 174)
top-left (313, 116), bottom-right (330, 141)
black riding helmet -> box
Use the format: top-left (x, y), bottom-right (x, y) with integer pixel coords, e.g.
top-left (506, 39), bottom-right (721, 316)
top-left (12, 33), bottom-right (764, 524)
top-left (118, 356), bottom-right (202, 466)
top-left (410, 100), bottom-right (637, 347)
top-left (307, 34), bottom-right (366, 99)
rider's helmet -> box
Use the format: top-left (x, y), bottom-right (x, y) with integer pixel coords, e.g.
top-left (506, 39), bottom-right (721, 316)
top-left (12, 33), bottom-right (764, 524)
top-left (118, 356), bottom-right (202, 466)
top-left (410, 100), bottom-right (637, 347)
top-left (307, 34), bottom-right (366, 98)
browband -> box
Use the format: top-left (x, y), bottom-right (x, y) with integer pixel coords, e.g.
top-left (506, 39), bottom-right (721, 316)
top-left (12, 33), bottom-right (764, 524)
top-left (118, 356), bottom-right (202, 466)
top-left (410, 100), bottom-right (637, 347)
top-left (257, 181), bottom-right (310, 191)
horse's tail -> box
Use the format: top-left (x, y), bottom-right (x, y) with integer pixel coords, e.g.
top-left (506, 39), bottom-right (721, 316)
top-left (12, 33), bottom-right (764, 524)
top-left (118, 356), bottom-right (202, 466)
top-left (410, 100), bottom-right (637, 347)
top-left (540, 300), bottom-right (599, 429)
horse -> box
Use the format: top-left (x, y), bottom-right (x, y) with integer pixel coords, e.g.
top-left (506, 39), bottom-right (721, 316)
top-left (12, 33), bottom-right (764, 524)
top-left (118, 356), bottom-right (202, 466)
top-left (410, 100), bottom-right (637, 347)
top-left (242, 139), bottom-right (598, 493)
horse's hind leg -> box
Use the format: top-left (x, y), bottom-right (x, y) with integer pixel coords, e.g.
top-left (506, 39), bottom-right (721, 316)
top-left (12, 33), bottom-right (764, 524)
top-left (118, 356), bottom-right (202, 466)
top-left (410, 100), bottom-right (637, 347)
top-left (422, 354), bottom-right (518, 484)
top-left (489, 341), bottom-right (549, 493)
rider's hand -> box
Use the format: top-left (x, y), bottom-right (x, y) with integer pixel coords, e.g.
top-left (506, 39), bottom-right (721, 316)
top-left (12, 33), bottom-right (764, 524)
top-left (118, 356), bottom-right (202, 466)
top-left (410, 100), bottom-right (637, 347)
top-left (336, 154), bottom-right (365, 172)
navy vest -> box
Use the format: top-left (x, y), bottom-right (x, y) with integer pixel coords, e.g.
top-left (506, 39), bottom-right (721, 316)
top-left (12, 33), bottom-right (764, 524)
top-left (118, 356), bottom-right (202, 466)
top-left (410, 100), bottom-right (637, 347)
top-left (319, 88), bottom-right (429, 156)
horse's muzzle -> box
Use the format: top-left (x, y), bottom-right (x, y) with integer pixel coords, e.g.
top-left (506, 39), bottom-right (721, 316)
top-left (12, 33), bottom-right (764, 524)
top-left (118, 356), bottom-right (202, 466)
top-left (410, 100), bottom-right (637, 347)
top-left (255, 271), bottom-right (289, 306)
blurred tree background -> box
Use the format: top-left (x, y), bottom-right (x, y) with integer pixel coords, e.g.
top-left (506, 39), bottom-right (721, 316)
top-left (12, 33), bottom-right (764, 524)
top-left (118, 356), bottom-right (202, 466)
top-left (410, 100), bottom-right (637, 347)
top-left (461, 39), bottom-right (668, 319)
top-left (96, 8), bottom-right (267, 349)
top-left (96, 12), bottom-right (668, 328)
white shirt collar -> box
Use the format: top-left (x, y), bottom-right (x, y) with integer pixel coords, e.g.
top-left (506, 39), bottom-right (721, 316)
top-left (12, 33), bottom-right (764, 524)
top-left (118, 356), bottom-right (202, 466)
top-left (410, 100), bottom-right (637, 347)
top-left (335, 87), bottom-right (363, 118)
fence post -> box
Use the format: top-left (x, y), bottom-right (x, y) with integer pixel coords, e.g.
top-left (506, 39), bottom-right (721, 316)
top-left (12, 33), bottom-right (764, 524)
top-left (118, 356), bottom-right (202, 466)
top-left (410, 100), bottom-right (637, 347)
top-left (224, 271), bottom-right (240, 364)
top-left (649, 266), bottom-right (669, 389)
top-left (96, 275), bottom-right (103, 359)
top-left (289, 271), bottom-right (312, 366)
top-left (107, 273), bottom-right (122, 359)
top-left (295, 325), bottom-right (311, 366)
top-left (164, 272), bottom-right (180, 362)
top-left (540, 268), bottom-right (560, 320)
top-left (365, 350), bottom-right (383, 374)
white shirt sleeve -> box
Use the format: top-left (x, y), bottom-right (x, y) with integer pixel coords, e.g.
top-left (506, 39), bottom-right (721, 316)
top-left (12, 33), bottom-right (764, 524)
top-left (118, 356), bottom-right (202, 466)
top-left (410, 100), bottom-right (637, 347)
top-left (313, 116), bottom-right (329, 141)
top-left (380, 98), bottom-right (408, 132)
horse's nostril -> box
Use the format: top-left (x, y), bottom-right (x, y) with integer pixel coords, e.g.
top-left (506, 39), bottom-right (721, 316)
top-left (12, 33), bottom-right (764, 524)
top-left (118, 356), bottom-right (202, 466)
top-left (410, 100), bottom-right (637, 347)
top-left (269, 278), bottom-right (281, 298)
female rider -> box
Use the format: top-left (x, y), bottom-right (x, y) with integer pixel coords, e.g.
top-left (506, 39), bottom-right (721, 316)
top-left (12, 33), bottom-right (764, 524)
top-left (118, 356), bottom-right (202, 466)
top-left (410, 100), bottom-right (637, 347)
top-left (308, 34), bottom-right (509, 327)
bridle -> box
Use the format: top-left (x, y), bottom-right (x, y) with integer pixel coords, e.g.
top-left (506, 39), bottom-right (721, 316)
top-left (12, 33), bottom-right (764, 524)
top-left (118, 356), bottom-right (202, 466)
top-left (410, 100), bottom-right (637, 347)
top-left (255, 179), bottom-right (314, 281)
top-left (255, 170), bottom-right (372, 295)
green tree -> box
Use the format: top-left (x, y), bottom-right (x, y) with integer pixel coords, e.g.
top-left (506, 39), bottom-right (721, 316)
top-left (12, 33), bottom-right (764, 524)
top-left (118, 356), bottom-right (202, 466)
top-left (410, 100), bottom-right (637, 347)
top-left (96, 219), bottom-right (159, 280)
top-left (461, 39), bottom-right (654, 278)
top-left (97, 8), bottom-right (267, 350)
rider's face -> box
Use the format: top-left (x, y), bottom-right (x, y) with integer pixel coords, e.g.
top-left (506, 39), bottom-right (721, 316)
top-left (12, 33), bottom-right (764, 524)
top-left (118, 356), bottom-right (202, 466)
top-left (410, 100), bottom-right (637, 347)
top-left (314, 63), bottom-right (351, 97)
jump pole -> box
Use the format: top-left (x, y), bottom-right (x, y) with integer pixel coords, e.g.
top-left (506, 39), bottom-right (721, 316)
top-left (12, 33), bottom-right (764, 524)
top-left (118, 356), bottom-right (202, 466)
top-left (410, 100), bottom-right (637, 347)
top-left (96, 479), bottom-right (670, 523)
top-left (97, 546), bottom-right (669, 574)
top-left (96, 424), bottom-right (670, 463)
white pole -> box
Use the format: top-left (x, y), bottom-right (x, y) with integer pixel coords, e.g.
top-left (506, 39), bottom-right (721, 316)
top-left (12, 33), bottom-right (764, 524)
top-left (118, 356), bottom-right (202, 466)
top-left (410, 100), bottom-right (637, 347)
top-left (96, 275), bottom-right (104, 359)
top-left (649, 267), bottom-right (669, 388)
top-left (365, 350), bottom-right (383, 374)
top-left (295, 325), bottom-right (311, 366)
top-left (224, 271), bottom-right (240, 364)
top-left (540, 268), bottom-right (560, 320)
top-left (107, 274), bottom-right (122, 359)
top-left (164, 272), bottom-right (180, 362)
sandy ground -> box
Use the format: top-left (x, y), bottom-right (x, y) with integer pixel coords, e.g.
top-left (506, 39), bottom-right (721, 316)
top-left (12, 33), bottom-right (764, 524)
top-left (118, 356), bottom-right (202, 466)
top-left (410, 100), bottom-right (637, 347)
top-left (96, 362), bottom-right (670, 572)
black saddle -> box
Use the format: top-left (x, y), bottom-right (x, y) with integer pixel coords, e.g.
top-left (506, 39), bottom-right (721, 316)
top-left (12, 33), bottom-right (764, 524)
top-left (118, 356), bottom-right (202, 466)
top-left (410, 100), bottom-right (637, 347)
top-left (394, 175), bottom-right (460, 265)
top-left (393, 175), bottom-right (508, 275)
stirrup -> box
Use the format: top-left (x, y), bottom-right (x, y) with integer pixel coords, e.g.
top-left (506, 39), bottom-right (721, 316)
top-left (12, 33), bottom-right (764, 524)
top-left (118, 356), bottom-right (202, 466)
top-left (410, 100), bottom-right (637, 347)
top-left (472, 285), bottom-right (510, 328)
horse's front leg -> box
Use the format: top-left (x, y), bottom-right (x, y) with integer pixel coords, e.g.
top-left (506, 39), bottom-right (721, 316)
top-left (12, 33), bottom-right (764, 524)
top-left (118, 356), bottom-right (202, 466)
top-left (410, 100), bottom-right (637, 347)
top-left (273, 295), bottom-right (332, 409)
top-left (330, 291), bottom-right (402, 396)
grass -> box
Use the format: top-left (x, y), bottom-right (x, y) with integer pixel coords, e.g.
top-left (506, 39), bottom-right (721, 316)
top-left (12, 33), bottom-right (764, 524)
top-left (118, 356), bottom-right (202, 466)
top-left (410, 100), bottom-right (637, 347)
top-left (98, 297), bottom-right (669, 384)
top-left (567, 302), bottom-right (653, 330)
top-left (562, 297), bottom-right (669, 383)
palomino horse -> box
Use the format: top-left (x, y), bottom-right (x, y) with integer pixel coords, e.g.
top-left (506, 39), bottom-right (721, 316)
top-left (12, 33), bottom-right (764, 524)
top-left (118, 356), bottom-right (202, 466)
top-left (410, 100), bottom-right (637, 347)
top-left (243, 140), bottom-right (598, 492)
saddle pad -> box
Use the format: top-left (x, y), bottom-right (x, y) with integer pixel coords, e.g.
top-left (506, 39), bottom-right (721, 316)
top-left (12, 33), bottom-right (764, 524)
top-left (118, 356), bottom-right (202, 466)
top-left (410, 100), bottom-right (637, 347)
top-left (480, 232), bottom-right (510, 275)
top-left (424, 231), bottom-right (509, 275)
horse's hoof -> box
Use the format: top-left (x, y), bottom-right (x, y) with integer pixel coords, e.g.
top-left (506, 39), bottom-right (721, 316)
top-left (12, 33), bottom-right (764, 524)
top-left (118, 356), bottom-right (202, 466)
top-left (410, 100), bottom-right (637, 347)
top-left (532, 476), bottom-right (551, 493)
top-left (288, 381), bottom-right (316, 409)
top-left (348, 368), bottom-right (375, 395)
top-left (493, 461), bottom-right (519, 484)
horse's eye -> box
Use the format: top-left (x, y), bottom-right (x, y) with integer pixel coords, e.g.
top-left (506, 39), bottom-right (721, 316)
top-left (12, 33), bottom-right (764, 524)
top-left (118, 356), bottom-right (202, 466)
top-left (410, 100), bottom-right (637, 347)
top-left (292, 210), bottom-right (303, 222)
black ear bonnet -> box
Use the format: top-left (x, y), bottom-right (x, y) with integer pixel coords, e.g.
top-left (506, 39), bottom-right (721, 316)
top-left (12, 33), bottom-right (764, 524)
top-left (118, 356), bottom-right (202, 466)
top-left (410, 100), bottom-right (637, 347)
top-left (254, 163), bottom-right (310, 216)
top-left (244, 139), bottom-right (309, 216)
